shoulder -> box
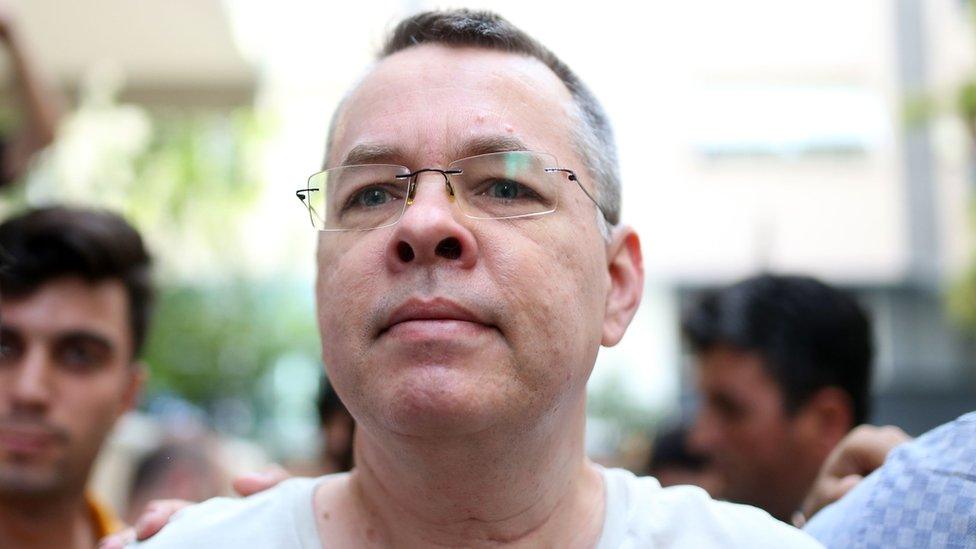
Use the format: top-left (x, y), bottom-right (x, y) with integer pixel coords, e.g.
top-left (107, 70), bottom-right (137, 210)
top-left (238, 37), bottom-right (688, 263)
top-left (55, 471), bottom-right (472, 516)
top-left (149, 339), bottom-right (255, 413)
top-left (600, 468), bottom-right (822, 548)
top-left (130, 476), bottom-right (327, 549)
top-left (805, 412), bottom-right (976, 546)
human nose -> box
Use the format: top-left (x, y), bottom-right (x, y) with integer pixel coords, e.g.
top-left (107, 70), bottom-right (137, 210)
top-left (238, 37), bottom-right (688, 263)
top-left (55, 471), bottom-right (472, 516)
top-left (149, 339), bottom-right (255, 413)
top-left (385, 171), bottom-right (479, 271)
top-left (9, 348), bottom-right (53, 413)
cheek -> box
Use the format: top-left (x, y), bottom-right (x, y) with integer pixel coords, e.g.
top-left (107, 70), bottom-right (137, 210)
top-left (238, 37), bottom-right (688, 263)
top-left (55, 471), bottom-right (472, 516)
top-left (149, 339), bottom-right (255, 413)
top-left (319, 243), bottom-right (384, 331)
top-left (483, 225), bottom-right (607, 373)
top-left (317, 241), bottom-right (390, 385)
top-left (729, 416), bottom-right (790, 461)
top-left (55, 374), bottom-right (128, 451)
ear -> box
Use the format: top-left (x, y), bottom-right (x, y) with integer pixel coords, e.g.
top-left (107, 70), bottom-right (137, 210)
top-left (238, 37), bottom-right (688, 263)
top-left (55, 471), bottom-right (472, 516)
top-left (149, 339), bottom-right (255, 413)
top-left (797, 386), bottom-right (855, 453)
top-left (118, 360), bottom-right (147, 417)
top-left (602, 226), bottom-right (644, 346)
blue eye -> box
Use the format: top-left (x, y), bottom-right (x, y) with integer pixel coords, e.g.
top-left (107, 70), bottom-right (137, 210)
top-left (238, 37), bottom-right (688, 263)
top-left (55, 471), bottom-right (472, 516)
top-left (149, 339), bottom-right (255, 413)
top-left (348, 186), bottom-right (395, 209)
top-left (486, 179), bottom-right (528, 200)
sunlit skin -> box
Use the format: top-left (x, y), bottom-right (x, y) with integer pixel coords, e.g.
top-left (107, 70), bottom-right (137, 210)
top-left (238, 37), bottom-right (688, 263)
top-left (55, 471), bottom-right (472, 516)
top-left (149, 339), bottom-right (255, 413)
top-left (689, 346), bottom-right (842, 522)
top-left (310, 44), bottom-right (644, 547)
top-left (0, 278), bottom-right (143, 549)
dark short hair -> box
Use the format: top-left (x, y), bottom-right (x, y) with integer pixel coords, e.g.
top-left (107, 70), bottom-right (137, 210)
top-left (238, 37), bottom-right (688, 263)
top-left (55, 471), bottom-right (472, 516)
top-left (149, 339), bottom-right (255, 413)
top-left (315, 375), bottom-right (349, 424)
top-left (328, 9), bottom-right (621, 226)
top-left (129, 442), bottom-right (216, 501)
top-left (0, 206), bottom-right (154, 358)
top-left (682, 274), bottom-right (873, 425)
top-left (647, 425), bottom-right (709, 475)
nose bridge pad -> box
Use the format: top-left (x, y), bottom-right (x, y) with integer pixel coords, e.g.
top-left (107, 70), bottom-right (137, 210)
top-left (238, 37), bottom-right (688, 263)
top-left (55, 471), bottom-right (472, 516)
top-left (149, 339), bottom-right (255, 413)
top-left (444, 177), bottom-right (456, 201)
top-left (404, 171), bottom-right (457, 210)
top-left (406, 176), bottom-right (417, 205)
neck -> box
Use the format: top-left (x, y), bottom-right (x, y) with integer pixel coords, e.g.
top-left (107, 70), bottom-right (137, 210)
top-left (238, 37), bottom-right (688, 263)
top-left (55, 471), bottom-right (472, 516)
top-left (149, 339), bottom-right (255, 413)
top-left (0, 490), bottom-right (95, 549)
top-left (346, 395), bottom-right (605, 547)
top-left (764, 443), bottom-right (831, 522)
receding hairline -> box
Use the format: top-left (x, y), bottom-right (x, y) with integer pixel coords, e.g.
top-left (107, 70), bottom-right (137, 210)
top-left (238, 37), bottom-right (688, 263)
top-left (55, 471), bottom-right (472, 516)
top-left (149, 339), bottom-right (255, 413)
top-left (325, 44), bottom-right (579, 169)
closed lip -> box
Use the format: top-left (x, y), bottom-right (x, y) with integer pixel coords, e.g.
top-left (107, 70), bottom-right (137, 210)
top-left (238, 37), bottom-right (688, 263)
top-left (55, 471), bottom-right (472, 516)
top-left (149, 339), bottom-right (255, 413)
top-left (0, 425), bottom-right (62, 450)
top-left (380, 298), bottom-right (493, 335)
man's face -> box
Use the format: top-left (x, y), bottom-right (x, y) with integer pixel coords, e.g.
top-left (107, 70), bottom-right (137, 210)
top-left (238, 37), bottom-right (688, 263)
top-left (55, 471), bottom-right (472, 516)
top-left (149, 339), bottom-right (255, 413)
top-left (316, 45), bottom-right (624, 438)
top-left (688, 346), bottom-right (809, 512)
top-left (0, 277), bottom-right (141, 497)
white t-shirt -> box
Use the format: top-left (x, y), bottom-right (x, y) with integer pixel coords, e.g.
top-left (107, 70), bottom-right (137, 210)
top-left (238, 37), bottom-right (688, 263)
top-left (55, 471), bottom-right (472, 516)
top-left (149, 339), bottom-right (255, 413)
top-left (132, 467), bottom-right (822, 548)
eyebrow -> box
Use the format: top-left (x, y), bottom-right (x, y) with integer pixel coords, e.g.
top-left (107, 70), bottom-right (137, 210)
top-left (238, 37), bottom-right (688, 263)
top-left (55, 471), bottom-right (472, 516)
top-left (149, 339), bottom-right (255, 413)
top-left (57, 330), bottom-right (114, 350)
top-left (339, 143), bottom-right (403, 167)
top-left (455, 135), bottom-right (531, 158)
top-left (337, 135), bottom-right (533, 169)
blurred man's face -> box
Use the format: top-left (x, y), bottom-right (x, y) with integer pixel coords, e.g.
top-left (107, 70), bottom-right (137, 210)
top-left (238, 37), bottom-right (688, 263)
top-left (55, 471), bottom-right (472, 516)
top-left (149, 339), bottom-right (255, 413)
top-left (316, 44), bottom-right (616, 438)
top-left (0, 278), bottom-right (141, 497)
top-left (688, 346), bottom-right (815, 518)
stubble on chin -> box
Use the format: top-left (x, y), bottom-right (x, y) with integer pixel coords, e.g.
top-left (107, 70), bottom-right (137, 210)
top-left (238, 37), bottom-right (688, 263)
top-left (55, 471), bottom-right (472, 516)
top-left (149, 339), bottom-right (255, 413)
top-left (0, 458), bottom-right (70, 499)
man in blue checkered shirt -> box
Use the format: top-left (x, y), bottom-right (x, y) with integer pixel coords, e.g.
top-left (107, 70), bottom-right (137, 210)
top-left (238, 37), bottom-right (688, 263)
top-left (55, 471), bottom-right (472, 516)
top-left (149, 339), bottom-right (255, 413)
top-left (804, 412), bottom-right (976, 548)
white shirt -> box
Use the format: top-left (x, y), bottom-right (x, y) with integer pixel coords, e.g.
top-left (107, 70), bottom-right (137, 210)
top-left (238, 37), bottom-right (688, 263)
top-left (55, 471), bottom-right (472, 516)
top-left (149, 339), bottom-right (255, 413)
top-left (132, 467), bottom-right (822, 548)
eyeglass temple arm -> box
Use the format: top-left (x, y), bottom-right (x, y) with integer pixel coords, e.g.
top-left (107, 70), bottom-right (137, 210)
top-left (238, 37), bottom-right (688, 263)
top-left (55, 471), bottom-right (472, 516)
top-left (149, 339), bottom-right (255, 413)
top-left (545, 168), bottom-right (612, 222)
top-left (296, 187), bottom-right (320, 228)
top-left (296, 187), bottom-right (318, 202)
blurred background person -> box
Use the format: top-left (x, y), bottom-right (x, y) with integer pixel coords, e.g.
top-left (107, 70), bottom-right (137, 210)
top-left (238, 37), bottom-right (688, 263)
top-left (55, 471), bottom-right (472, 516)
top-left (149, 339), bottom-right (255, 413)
top-left (683, 273), bottom-right (873, 522)
top-left (644, 424), bottom-right (722, 495)
top-left (0, 206), bottom-right (152, 548)
top-left (0, 3), bottom-right (61, 186)
top-left (124, 440), bottom-right (224, 525)
top-left (802, 413), bottom-right (973, 546)
top-left (315, 376), bottom-right (353, 475)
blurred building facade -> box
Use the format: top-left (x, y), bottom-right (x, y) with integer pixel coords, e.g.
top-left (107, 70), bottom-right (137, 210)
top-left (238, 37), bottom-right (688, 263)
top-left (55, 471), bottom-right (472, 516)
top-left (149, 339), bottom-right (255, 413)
top-left (2, 0), bottom-right (256, 108)
top-left (653, 0), bottom-right (976, 434)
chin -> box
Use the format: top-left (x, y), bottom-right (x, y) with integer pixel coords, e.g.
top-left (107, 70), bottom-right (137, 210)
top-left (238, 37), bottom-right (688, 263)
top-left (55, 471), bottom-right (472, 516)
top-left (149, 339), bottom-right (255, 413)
top-left (375, 366), bottom-right (512, 437)
top-left (0, 464), bottom-right (64, 496)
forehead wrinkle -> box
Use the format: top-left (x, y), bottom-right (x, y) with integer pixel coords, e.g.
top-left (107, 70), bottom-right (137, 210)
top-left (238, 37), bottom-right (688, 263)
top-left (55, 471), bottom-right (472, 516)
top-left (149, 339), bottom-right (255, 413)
top-left (333, 47), bottom-right (579, 170)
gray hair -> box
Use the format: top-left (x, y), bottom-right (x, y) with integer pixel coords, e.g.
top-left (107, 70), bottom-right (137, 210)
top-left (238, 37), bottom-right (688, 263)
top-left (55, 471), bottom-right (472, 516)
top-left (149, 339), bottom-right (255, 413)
top-left (325, 9), bottom-right (621, 229)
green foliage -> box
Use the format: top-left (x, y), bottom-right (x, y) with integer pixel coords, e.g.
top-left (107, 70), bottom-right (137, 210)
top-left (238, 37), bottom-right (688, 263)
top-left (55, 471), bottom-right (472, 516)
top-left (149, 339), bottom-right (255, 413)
top-left (587, 370), bottom-right (660, 433)
top-left (143, 279), bottom-right (320, 415)
top-left (130, 110), bottom-right (262, 224)
top-left (903, 93), bottom-right (942, 129)
top-left (946, 1), bottom-right (976, 334)
top-left (949, 265), bottom-right (976, 329)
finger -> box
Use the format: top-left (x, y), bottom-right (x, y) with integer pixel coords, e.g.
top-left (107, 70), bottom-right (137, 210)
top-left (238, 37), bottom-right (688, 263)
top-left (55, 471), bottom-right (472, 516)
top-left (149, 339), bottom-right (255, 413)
top-left (834, 473), bottom-right (863, 497)
top-left (800, 472), bottom-right (865, 520)
top-left (231, 465), bottom-right (290, 497)
top-left (135, 499), bottom-right (193, 540)
top-left (823, 425), bottom-right (910, 478)
top-left (848, 426), bottom-right (910, 474)
top-left (819, 474), bottom-right (863, 512)
top-left (97, 527), bottom-right (136, 549)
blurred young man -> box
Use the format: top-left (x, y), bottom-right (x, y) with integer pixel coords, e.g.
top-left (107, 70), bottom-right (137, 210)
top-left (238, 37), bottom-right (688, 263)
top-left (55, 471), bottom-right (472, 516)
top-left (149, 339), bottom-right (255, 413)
top-left (684, 274), bottom-right (873, 522)
top-left (0, 206), bottom-right (152, 549)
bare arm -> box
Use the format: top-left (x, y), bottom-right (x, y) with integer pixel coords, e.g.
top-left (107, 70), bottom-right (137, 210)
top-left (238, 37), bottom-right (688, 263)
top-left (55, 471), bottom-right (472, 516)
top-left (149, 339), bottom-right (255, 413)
top-left (0, 10), bottom-right (63, 184)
